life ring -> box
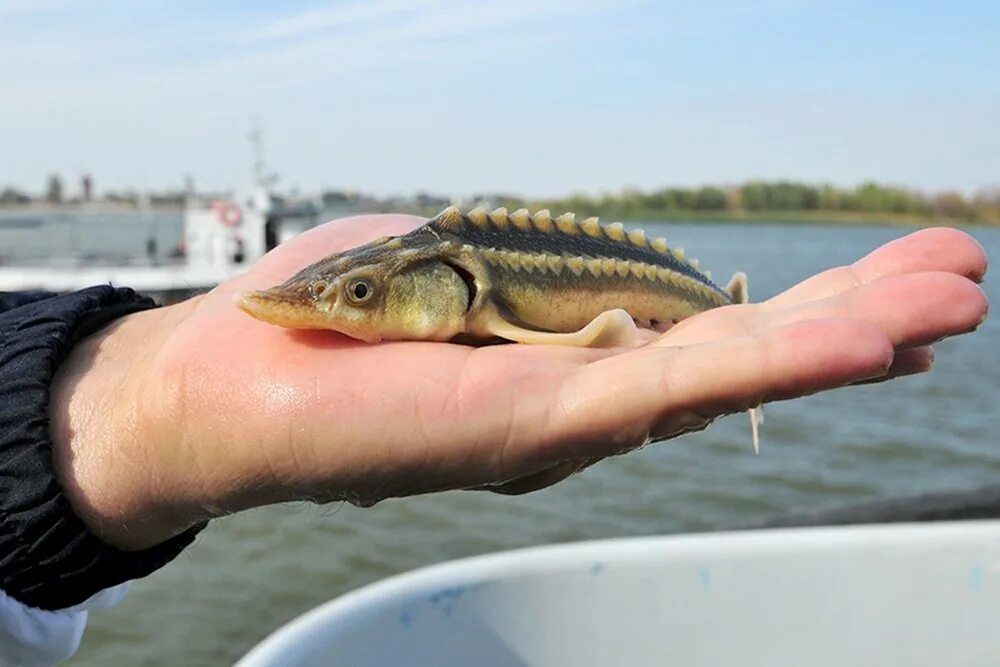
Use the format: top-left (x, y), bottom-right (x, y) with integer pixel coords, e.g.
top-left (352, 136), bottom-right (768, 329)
top-left (212, 201), bottom-right (243, 227)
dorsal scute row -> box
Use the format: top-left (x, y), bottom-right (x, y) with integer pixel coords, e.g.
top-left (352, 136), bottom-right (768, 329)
top-left (432, 205), bottom-right (698, 268)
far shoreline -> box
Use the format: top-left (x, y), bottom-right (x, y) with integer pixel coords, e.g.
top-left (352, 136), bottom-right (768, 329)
top-left (2, 202), bottom-right (996, 229)
top-left (612, 209), bottom-right (996, 228)
top-left (409, 206), bottom-right (998, 229)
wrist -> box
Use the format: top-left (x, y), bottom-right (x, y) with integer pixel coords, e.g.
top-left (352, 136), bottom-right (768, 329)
top-left (49, 297), bottom-right (207, 551)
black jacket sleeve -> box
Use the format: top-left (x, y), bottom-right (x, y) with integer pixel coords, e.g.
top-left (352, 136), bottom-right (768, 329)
top-left (0, 290), bottom-right (57, 313)
top-left (0, 286), bottom-right (206, 611)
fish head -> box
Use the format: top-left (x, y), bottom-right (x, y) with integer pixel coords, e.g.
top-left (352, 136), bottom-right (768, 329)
top-left (237, 234), bottom-right (472, 343)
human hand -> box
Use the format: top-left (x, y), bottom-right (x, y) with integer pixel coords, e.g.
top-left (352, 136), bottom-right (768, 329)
top-left (50, 215), bottom-right (988, 551)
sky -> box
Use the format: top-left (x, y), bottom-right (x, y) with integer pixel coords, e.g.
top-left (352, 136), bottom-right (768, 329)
top-left (1, 0), bottom-right (997, 199)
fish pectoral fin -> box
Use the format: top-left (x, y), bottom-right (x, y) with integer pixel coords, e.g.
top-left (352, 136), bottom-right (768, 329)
top-left (477, 307), bottom-right (638, 348)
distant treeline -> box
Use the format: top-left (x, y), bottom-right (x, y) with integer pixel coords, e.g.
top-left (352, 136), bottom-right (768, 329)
top-left (6, 178), bottom-right (999, 226)
top-left (489, 181), bottom-right (1000, 226)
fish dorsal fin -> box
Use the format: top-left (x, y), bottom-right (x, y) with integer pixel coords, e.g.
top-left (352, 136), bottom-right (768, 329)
top-left (726, 271), bottom-right (749, 304)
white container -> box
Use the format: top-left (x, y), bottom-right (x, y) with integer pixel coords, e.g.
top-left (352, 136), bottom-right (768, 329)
top-left (237, 521), bottom-right (1000, 666)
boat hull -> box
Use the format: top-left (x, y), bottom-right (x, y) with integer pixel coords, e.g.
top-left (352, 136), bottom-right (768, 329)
top-left (237, 521), bottom-right (1000, 667)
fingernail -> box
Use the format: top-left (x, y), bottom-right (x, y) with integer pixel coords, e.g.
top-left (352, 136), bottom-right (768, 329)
top-left (859, 358), bottom-right (893, 381)
top-left (921, 347), bottom-right (935, 371)
top-left (958, 309), bottom-right (990, 336)
top-left (902, 349), bottom-right (935, 377)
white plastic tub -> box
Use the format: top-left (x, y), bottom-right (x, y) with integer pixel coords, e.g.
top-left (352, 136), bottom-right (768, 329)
top-left (237, 521), bottom-right (1000, 666)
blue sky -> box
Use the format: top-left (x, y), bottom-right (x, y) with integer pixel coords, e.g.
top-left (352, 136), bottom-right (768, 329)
top-left (1, 0), bottom-right (997, 198)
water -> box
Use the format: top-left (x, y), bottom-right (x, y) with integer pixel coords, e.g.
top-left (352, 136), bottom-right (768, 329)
top-left (0, 210), bottom-right (183, 265)
top-left (5, 215), bottom-right (997, 664)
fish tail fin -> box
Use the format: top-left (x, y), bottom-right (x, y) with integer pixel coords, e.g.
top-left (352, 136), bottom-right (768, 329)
top-left (749, 406), bottom-right (764, 454)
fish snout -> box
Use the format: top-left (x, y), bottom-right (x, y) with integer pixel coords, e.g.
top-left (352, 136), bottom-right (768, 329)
top-left (235, 289), bottom-right (281, 320)
top-left (235, 286), bottom-right (324, 327)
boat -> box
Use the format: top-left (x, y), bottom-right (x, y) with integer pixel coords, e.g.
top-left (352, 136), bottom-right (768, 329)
top-left (0, 131), bottom-right (320, 303)
top-left (236, 519), bottom-right (1000, 666)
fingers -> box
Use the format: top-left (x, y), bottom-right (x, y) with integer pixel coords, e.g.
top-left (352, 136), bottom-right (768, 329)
top-left (851, 346), bottom-right (933, 386)
top-left (772, 273), bottom-right (986, 349)
top-left (768, 227), bottom-right (988, 309)
top-left (479, 459), bottom-right (588, 495)
top-left (660, 271), bottom-right (987, 350)
top-left (859, 227), bottom-right (988, 283)
top-left (665, 228), bottom-right (987, 342)
top-left (545, 319), bottom-right (894, 459)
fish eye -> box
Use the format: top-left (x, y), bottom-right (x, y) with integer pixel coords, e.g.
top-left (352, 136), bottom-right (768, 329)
top-left (346, 278), bottom-right (375, 304)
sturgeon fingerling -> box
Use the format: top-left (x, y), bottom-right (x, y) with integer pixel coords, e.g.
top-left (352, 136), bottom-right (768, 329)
top-left (237, 206), bottom-right (760, 451)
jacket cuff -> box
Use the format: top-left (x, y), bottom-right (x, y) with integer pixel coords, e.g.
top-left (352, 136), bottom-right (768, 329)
top-left (0, 583), bottom-right (130, 665)
top-left (0, 285), bottom-right (206, 610)
top-left (0, 291), bottom-right (58, 315)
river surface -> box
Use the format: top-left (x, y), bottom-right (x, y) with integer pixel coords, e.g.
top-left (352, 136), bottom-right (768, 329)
top-left (4, 213), bottom-right (998, 665)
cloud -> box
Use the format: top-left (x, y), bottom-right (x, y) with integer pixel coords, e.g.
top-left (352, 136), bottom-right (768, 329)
top-left (0, 0), bottom-right (622, 101)
top-left (0, 0), bottom-right (73, 16)
top-left (235, 0), bottom-right (434, 43)
top-left (235, 0), bottom-right (622, 48)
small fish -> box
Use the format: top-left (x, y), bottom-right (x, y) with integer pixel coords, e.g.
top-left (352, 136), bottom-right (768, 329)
top-left (237, 206), bottom-right (762, 450)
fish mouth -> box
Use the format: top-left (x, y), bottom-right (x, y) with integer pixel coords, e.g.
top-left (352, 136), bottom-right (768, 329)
top-left (235, 289), bottom-right (333, 329)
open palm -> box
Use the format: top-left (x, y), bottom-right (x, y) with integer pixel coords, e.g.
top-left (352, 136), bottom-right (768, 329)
top-left (146, 214), bottom-right (988, 512)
